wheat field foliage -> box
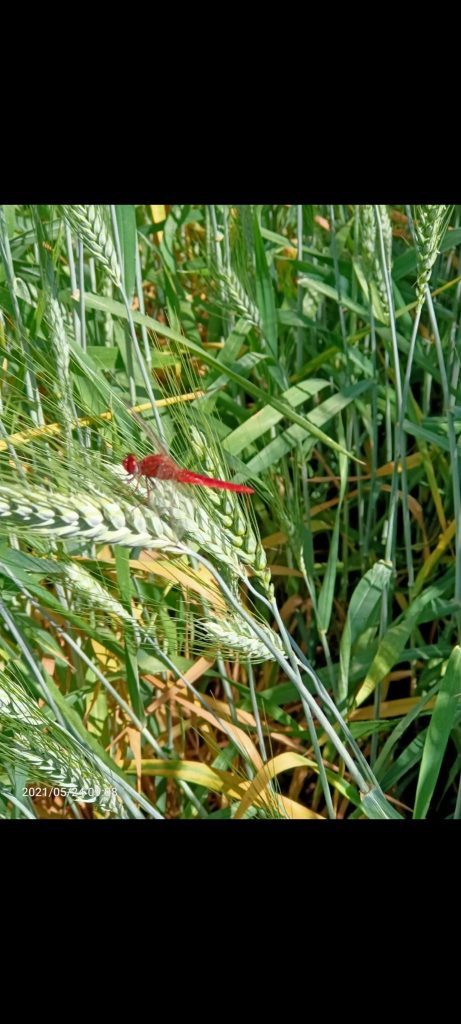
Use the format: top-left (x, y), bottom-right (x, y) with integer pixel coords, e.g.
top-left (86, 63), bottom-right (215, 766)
top-left (0, 203), bottom-right (459, 820)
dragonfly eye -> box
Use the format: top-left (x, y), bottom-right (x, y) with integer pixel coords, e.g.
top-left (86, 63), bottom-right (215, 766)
top-left (122, 453), bottom-right (138, 474)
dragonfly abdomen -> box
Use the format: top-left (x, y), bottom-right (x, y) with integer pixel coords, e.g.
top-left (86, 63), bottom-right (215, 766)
top-left (176, 469), bottom-right (254, 493)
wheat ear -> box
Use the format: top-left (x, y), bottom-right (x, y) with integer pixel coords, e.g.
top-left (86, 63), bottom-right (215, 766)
top-left (413, 205), bottom-right (453, 306)
top-left (187, 426), bottom-right (273, 598)
top-left (0, 472), bottom-right (248, 580)
top-left (60, 205), bottom-right (122, 287)
top-left (219, 267), bottom-right (263, 329)
top-left (0, 673), bottom-right (120, 814)
top-left (359, 204), bottom-right (393, 323)
top-left (200, 616), bottom-right (284, 661)
top-left (63, 558), bottom-right (281, 664)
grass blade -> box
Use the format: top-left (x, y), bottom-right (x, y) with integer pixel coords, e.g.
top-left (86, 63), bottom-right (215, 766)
top-left (413, 645), bottom-right (461, 819)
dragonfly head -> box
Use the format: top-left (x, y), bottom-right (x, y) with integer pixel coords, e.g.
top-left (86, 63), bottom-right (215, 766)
top-left (122, 453), bottom-right (138, 475)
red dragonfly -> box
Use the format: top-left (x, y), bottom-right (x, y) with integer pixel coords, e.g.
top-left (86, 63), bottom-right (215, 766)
top-left (122, 452), bottom-right (255, 494)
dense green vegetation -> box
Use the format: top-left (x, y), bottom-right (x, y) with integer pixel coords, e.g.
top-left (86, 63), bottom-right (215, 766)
top-left (0, 203), bottom-right (459, 820)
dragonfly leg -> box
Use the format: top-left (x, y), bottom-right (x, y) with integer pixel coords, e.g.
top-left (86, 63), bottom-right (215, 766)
top-left (125, 472), bottom-right (142, 496)
top-left (135, 471), bottom-right (152, 504)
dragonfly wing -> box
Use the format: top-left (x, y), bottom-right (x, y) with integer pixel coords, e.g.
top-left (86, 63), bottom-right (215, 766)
top-left (127, 406), bottom-right (171, 457)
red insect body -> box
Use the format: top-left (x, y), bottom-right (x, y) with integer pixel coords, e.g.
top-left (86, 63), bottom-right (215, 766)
top-left (175, 469), bottom-right (254, 493)
top-left (122, 453), bottom-right (254, 494)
